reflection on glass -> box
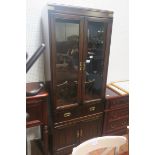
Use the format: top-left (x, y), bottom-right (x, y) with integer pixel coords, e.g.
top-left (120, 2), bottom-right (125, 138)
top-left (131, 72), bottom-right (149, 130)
top-left (55, 19), bottom-right (79, 107)
top-left (85, 22), bottom-right (105, 101)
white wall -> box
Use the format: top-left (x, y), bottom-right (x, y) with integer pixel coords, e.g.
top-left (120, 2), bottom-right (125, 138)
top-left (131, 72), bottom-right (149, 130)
top-left (26, 0), bottom-right (128, 83)
top-left (26, 0), bottom-right (50, 82)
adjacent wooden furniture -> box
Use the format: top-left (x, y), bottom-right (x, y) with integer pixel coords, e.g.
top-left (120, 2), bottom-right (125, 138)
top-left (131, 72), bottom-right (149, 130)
top-left (26, 90), bottom-right (49, 155)
top-left (42, 4), bottom-right (113, 155)
top-left (103, 87), bottom-right (129, 135)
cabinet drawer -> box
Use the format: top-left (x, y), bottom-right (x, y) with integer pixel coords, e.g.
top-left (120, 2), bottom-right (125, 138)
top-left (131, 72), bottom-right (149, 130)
top-left (104, 128), bottom-right (127, 136)
top-left (107, 96), bottom-right (129, 109)
top-left (26, 103), bottom-right (43, 124)
top-left (54, 108), bottom-right (80, 123)
top-left (106, 117), bottom-right (129, 131)
top-left (106, 107), bottom-right (129, 121)
top-left (81, 103), bottom-right (103, 116)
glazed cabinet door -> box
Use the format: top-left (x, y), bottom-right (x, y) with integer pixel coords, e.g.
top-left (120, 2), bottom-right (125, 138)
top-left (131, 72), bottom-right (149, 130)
top-left (82, 17), bottom-right (113, 103)
top-left (50, 14), bottom-right (84, 109)
top-left (53, 123), bottom-right (79, 155)
top-left (79, 115), bottom-right (103, 143)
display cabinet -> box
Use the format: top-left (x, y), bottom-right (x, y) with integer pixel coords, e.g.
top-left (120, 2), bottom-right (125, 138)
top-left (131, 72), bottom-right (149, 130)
top-left (42, 4), bottom-right (113, 155)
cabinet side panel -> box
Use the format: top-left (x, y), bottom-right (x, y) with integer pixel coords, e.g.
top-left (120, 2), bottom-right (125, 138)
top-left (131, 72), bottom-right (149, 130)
top-left (42, 6), bottom-right (51, 81)
top-left (102, 21), bottom-right (113, 98)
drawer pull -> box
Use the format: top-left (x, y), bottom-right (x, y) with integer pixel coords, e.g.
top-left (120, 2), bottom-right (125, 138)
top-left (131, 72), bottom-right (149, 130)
top-left (89, 106), bottom-right (96, 111)
top-left (122, 121), bottom-right (127, 126)
top-left (111, 124), bottom-right (115, 129)
top-left (64, 112), bottom-right (71, 118)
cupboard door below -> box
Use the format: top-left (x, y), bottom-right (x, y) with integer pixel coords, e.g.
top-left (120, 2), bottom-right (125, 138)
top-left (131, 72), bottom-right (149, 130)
top-left (52, 14), bottom-right (84, 108)
top-left (79, 115), bottom-right (103, 143)
top-left (53, 123), bottom-right (78, 153)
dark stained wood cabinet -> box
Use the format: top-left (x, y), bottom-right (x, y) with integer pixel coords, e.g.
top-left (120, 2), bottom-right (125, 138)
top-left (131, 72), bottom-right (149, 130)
top-left (52, 113), bottom-right (103, 155)
top-left (42, 4), bottom-right (113, 155)
top-left (103, 87), bottom-right (129, 135)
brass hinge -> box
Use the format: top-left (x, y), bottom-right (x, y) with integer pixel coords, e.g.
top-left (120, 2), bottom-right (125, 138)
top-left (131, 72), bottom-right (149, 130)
top-left (83, 62), bottom-right (85, 71)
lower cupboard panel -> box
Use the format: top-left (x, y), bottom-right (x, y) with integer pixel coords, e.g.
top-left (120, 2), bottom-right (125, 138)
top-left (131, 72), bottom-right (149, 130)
top-left (54, 145), bottom-right (74, 155)
top-left (52, 114), bottom-right (103, 155)
top-left (52, 123), bottom-right (78, 151)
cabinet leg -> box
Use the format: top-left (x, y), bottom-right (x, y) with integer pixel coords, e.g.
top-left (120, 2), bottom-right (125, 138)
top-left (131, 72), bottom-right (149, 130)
top-left (43, 125), bottom-right (48, 155)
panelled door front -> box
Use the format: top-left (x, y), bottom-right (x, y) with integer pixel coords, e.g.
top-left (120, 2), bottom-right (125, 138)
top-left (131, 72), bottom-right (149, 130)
top-left (50, 13), bottom-right (84, 109)
top-left (53, 122), bottom-right (79, 154)
top-left (82, 17), bottom-right (113, 104)
top-left (79, 115), bottom-right (103, 143)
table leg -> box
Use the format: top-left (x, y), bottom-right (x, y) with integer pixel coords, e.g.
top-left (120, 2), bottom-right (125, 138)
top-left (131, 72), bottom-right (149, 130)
top-left (43, 125), bottom-right (48, 155)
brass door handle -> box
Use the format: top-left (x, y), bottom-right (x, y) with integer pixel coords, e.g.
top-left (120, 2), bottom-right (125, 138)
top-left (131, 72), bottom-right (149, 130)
top-left (80, 129), bottom-right (83, 137)
top-left (77, 130), bottom-right (80, 138)
top-left (64, 112), bottom-right (71, 118)
top-left (80, 62), bottom-right (82, 71)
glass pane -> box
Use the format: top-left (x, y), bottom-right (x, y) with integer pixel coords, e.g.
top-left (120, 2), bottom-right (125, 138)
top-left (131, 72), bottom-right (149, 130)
top-left (85, 21), bottom-right (105, 101)
top-left (55, 19), bottom-right (79, 107)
